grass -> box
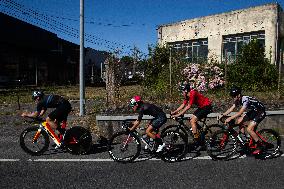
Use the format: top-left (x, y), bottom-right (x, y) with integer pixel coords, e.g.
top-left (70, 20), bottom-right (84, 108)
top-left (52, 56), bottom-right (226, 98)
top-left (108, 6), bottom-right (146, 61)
top-left (0, 85), bottom-right (283, 108)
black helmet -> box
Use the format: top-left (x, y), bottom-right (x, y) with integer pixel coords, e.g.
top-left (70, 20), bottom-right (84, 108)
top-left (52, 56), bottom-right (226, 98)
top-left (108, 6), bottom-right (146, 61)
top-left (32, 91), bottom-right (44, 100)
top-left (230, 86), bottom-right (241, 97)
top-left (179, 82), bottom-right (191, 92)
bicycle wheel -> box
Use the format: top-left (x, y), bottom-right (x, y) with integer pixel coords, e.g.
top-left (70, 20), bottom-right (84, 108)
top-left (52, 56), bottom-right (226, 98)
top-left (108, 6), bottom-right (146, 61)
top-left (203, 124), bottom-right (224, 140)
top-left (20, 126), bottom-right (50, 156)
top-left (207, 129), bottom-right (237, 160)
top-left (258, 129), bottom-right (281, 159)
top-left (160, 130), bottom-right (188, 162)
top-left (63, 126), bottom-right (92, 155)
top-left (108, 131), bottom-right (141, 163)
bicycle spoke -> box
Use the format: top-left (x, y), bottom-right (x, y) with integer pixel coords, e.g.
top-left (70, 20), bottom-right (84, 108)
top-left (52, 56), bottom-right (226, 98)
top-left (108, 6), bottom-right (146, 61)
top-left (108, 132), bottom-right (141, 163)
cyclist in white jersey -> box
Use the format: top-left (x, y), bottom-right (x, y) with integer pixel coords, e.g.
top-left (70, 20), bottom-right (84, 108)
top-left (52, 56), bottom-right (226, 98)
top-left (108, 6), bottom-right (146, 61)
top-left (219, 86), bottom-right (266, 155)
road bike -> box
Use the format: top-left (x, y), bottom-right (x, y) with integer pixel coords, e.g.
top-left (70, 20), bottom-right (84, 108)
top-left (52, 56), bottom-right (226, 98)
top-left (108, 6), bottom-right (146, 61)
top-left (108, 120), bottom-right (188, 163)
top-left (20, 117), bottom-right (93, 156)
top-left (207, 116), bottom-right (281, 160)
top-left (161, 115), bottom-right (224, 151)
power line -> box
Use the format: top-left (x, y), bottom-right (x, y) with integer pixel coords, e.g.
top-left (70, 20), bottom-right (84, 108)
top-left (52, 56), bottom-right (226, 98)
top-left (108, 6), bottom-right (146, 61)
top-left (0, 0), bottom-right (148, 57)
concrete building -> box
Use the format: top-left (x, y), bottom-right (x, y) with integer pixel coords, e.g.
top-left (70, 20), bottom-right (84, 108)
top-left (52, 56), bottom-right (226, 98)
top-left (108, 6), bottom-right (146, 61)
top-left (157, 3), bottom-right (284, 66)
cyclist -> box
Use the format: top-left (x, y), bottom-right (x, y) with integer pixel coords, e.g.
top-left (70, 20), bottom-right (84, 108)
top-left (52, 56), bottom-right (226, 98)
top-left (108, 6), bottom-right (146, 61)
top-left (128, 95), bottom-right (167, 152)
top-left (171, 82), bottom-right (213, 144)
top-left (219, 86), bottom-right (266, 155)
top-left (21, 91), bottom-right (72, 137)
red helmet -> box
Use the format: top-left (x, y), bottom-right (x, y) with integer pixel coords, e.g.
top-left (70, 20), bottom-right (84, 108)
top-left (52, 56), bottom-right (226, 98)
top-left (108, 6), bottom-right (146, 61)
top-left (129, 96), bottom-right (142, 107)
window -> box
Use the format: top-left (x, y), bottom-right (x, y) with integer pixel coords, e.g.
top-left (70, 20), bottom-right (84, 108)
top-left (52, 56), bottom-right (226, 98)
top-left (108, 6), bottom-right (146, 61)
top-left (168, 38), bottom-right (208, 63)
top-left (222, 31), bottom-right (265, 63)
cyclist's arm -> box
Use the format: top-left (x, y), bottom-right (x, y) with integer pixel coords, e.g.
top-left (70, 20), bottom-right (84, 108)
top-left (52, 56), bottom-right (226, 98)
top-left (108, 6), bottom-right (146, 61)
top-left (21, 109), bottom-right (45, 118)
top-left (173, 103), bottom-right (191, 117)
top-left (222, 104), bottom-right (236, 116)
top-left (129, 120), bottom-right (141, 131)
top-left (225, 106), bottom-right (246, 123)
top-left (171, 103), bottom-right (185, 115)
top-left (21, 111), bottom-right (39, 118)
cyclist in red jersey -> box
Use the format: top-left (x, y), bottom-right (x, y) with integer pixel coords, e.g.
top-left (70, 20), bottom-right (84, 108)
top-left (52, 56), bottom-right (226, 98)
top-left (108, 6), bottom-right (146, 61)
top-left (171, 82), bottom-right (213, 143)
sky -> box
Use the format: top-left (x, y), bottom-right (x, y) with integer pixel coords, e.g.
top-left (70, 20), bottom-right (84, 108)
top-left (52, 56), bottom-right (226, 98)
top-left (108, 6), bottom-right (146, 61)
top-left (1, 0), bottom-right (284, 57)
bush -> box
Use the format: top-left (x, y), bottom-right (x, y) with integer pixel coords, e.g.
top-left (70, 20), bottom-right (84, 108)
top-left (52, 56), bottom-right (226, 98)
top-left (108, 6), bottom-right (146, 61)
top-left (227, 40), bottom-right (278, 91)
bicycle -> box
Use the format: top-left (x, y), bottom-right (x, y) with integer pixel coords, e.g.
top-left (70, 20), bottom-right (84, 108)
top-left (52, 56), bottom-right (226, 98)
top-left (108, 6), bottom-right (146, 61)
top-left (20, 117), bottom-right (93, 156)
top-left (161, 115), bottom-right (224, 151)
top-left (207, 116), bottom-right (281, 160)
top-left (108, 120), bottom-right (188, 163)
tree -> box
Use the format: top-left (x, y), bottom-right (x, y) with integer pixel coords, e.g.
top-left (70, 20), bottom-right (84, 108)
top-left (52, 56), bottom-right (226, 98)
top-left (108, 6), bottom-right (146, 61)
top-left (105, 53), bottom-right (124, 107)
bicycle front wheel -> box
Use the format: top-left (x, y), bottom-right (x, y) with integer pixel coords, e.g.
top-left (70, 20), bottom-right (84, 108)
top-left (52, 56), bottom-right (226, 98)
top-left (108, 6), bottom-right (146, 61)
top-left (20, 126), bottom-right (50, 156)
top-left (160, 130), bottom-right (188, 162)
top-left (258, 129), bottom-right (281, 159)
top-left (108, 131), bottom-right (141, 163)
top-left (63, 126), bottom-right (93, 155)
top-left (207, 130), bottom-right (237, 160)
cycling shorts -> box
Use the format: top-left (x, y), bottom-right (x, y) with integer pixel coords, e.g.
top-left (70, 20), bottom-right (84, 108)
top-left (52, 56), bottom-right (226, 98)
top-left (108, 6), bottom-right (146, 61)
top-left (48, 101), bottom-right (72, 123)
top-left (150, 115), bottom-right (167, 129)
top-left (193, 105), bottom-right (212, 120)
top-left (243, 109), bottom-right (266, 124)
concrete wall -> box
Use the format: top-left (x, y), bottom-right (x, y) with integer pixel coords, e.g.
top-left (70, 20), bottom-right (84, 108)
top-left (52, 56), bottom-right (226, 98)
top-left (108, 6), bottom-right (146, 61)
top-left (158, 3), bottom-right (282, 64)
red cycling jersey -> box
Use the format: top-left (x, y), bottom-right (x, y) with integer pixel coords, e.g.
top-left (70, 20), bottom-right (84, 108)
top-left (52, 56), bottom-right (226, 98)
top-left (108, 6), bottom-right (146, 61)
top-left (183, 89), bottom-right (211, 108)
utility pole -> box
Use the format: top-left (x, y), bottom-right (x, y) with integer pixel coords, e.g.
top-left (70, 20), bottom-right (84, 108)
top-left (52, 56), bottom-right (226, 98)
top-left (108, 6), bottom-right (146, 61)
top-left (169, 47), bottom-right (172, 96)
top-left (79, 0), bottom-right (85, 116)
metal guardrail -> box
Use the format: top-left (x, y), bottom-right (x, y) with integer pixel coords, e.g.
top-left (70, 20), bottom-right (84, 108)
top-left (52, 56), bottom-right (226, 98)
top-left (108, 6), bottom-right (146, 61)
top-left (96, 110), bottom-right (284, 121)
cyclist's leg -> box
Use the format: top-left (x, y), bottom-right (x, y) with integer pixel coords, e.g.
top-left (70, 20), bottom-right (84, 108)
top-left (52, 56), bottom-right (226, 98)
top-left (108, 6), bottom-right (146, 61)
top-left (192, 105), bottom-right (212, 140)
top-left (246, 110), bottom-right (266, 154)
top-left (48, 103), bottom-right (71, 137)
top-left (148, 115), bottom-right (167, 152)
top-left (236, 115), bottom-right (247, 135)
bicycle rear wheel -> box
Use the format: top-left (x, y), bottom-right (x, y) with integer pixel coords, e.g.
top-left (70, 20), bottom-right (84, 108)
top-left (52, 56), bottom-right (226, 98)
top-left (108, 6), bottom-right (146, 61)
top-left (20, 126), bottom-right (50, 156)
top-left (207, 130), bottom-right (237, 160)
top-left (63, 126), bottom-right (92, 155)
top-left (108, 131), bottom-right (141, 163)
top-left (258, 129), bottom-right (281, 159)
top-left (160, 130), bottom-right (188, 162)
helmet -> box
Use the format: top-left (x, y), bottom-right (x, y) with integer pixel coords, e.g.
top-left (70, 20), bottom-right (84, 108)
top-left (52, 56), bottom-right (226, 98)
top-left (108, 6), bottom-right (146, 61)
top-left (230, 86), bottom-right (241, 97)
top-left (32, 91), bottom-right (44, 100)
top-left (179, 82), bottom-right (191, 92)
top-left (129, 96), bottom-right (142, 107)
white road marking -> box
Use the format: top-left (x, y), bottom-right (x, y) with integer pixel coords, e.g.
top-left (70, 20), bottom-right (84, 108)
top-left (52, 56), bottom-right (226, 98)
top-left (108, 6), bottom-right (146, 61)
top-left (0, 159), bottom-right (20, 161)
top-left (0, 153), bottom-right (283, 162)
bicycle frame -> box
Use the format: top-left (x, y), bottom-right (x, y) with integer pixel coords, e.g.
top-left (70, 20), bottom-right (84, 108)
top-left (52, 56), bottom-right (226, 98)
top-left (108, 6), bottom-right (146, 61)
top-left (221, 122), bottom-right (271, 150)
top-left (33, 121), bottom-right (62, 147)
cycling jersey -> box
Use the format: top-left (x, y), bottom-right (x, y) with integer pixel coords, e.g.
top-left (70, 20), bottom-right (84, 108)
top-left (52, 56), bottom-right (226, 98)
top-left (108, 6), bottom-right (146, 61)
top-left (137, 103), bottom-right (166, 121)
top-left (137, 103), bottom-right (167, 129)
top-left (235, 96), bottom-right (265, 111)
top-left (183, 89), bottom-right (211, 108)
top-left (236, 96), bottom-right (266, 124)
top-left (36, 95), bottom-right (72, 123)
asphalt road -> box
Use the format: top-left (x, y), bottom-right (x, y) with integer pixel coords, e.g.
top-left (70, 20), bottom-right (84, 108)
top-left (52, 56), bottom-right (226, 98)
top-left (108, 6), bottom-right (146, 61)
top-left (1, 116), bottom-right (284, 189)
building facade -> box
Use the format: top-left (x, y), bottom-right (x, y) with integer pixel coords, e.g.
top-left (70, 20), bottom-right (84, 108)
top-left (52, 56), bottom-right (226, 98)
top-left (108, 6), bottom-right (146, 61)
top-left (0, 12), bottom-right (107, 86)
top-left (157, 3), bottom-right (284, 66)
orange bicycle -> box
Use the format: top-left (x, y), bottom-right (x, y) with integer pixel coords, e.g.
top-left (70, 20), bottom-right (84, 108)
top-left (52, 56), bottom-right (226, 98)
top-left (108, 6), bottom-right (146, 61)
top-left (20, 117), bottom-right (92, 156)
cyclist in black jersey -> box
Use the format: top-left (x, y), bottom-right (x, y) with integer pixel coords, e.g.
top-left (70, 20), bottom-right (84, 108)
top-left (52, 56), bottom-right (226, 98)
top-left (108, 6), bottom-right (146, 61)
top-left (128, 96), bottom-right (167, 152)
top-left (21, 91), bottom-right (72, 134)
top-left (219, 86), bottom-right (266, 155)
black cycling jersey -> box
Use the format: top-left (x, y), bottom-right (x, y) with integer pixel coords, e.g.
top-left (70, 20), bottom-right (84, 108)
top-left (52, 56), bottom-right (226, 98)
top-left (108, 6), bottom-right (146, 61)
top-left (235, 96), bottom-right (265, 111)
top-left (36, 95), bottom-right (68, 112)
top-left (137, 103), bottom-right (166, 122)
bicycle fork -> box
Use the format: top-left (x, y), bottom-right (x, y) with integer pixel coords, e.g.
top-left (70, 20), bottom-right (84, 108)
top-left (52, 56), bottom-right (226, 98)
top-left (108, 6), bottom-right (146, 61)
top-left (121, 134), bottom-right (133, 151)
